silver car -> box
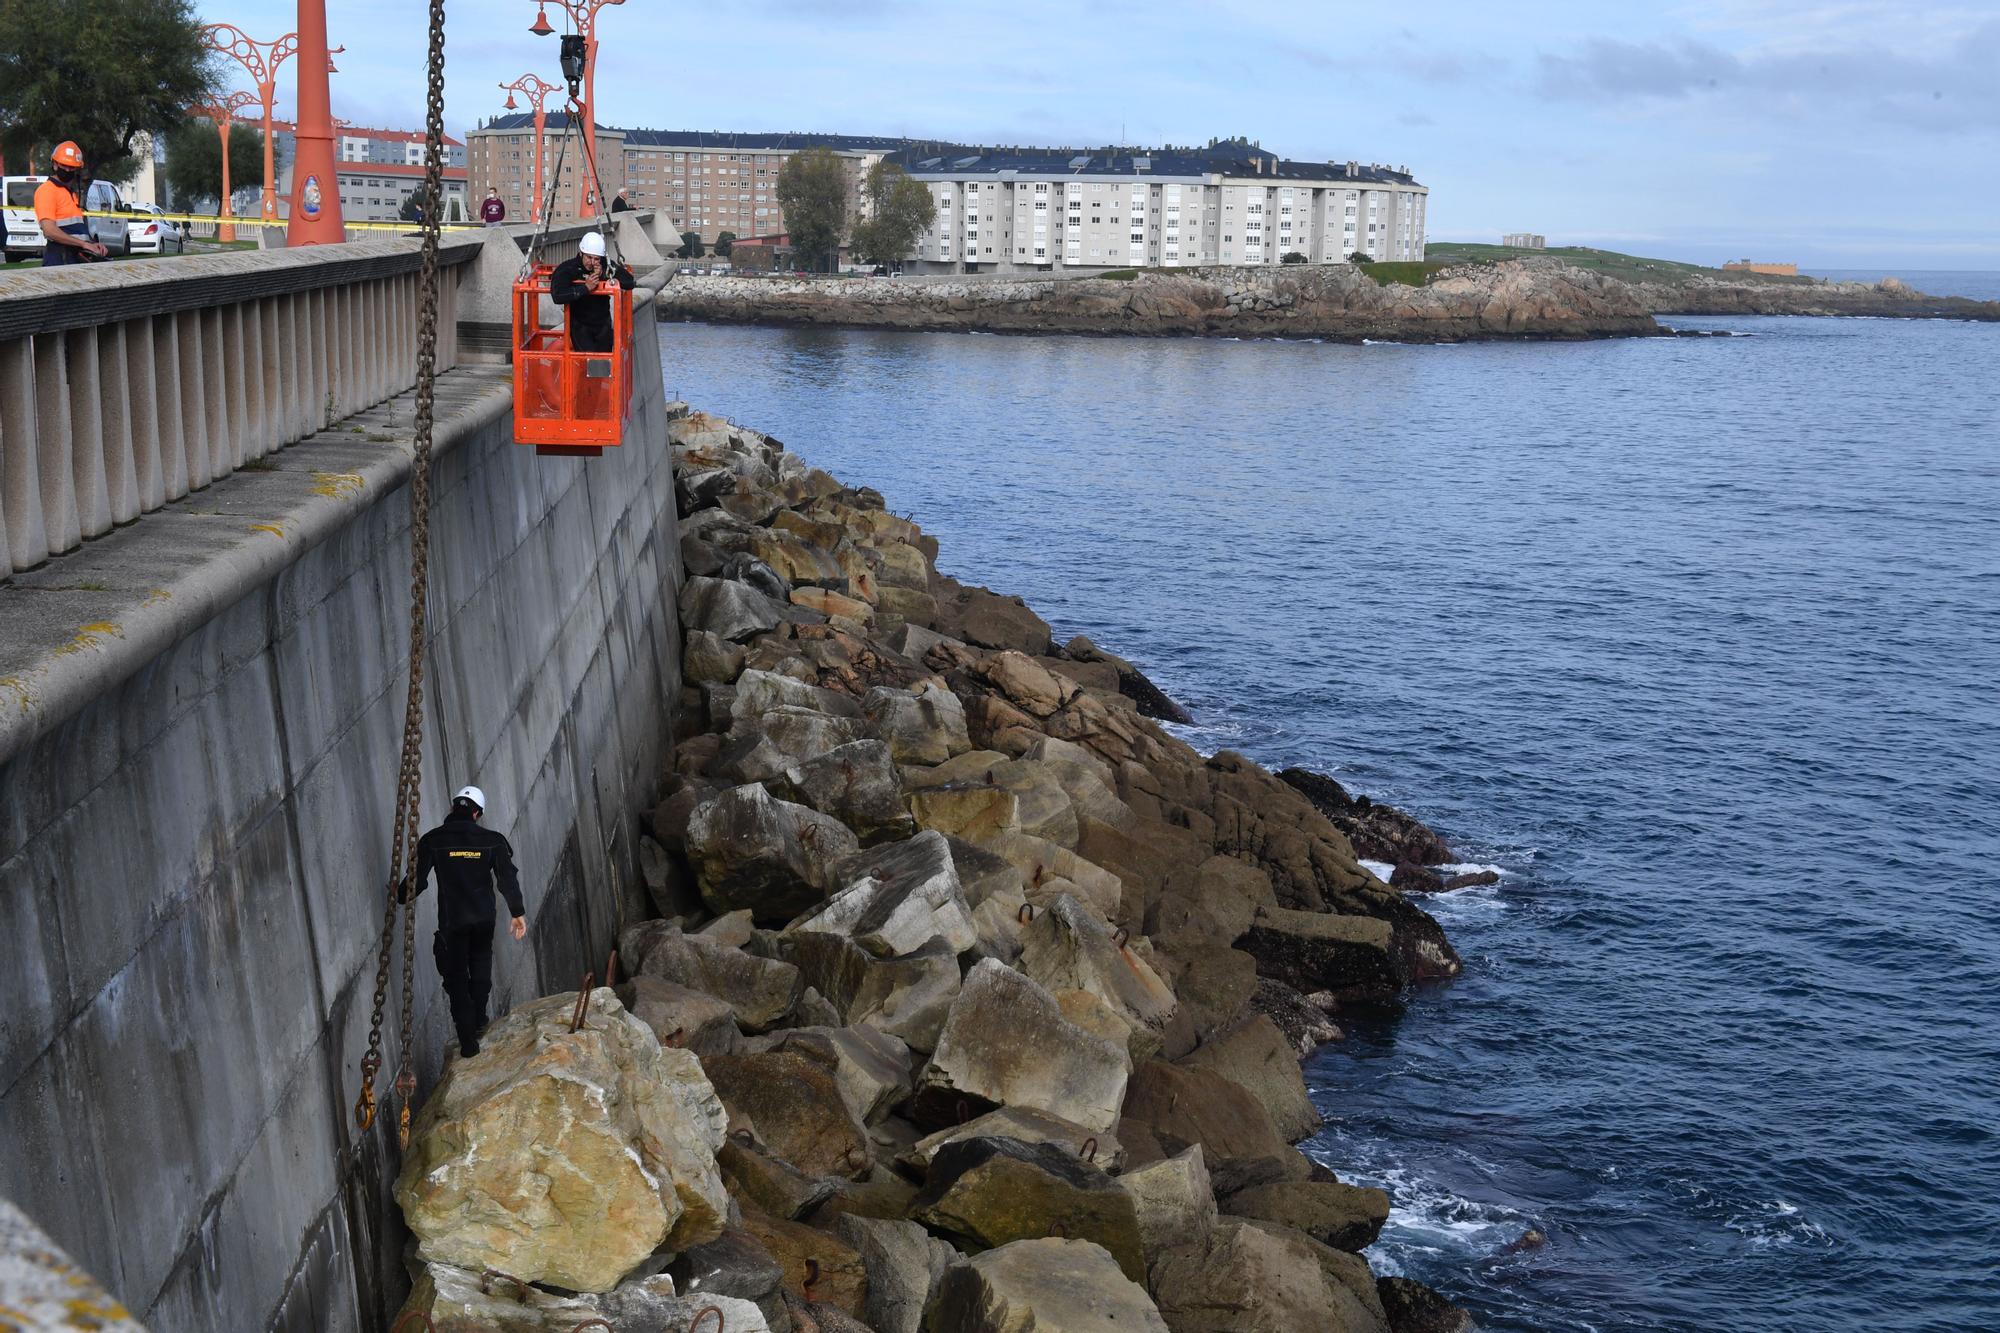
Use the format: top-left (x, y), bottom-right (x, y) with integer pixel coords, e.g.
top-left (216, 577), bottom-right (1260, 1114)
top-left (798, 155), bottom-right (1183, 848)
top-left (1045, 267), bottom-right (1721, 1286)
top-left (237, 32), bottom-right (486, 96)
top-left (82, 179), bottom-right (130, 255)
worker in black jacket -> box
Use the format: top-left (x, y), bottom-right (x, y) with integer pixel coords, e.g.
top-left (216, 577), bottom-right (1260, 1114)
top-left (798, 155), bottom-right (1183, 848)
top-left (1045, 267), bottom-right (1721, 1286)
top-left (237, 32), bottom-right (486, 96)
top-left (407, 785), bottom-right (526, 1058)
top-left (549, 230), bottom-right (636, 352)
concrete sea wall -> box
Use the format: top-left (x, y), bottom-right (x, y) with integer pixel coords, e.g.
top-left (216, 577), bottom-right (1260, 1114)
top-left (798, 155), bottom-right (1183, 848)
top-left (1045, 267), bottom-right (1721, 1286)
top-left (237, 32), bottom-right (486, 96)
top-left (0, 308), bottom-right (683, 1328)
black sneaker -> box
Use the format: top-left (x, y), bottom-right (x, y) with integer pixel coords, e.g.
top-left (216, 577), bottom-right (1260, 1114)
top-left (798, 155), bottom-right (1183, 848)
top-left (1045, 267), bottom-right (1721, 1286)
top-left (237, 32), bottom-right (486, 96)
top-left (460, 1037), bottom-right (480, 1059)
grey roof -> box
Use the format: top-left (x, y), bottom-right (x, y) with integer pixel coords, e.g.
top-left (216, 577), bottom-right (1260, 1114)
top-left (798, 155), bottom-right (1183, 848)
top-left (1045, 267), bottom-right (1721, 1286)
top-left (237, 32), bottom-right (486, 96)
top-left (470, 118), bottom-right (1421, 184)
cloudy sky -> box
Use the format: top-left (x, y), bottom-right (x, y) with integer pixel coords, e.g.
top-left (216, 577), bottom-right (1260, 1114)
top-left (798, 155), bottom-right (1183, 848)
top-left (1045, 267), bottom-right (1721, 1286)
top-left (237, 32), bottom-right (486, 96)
top-left (215, 0), bottom-right (1996, 268)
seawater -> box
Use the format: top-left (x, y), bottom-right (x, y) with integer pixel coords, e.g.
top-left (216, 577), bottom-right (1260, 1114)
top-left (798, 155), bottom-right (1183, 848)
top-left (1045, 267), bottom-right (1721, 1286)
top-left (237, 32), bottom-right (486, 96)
top-left (657, 303), bottom-right (2000, 1332)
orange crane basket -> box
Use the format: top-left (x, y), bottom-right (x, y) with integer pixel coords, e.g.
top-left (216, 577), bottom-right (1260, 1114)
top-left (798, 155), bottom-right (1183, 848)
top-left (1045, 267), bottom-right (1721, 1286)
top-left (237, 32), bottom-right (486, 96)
top-left (510, 262), bottom-right (634, 457)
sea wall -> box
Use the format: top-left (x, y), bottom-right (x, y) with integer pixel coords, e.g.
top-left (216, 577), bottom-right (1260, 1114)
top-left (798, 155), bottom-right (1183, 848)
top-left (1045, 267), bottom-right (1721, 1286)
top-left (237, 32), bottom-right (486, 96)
top-left (0, 312), bottom-right (683, 1329)
top-left (660, 261), bottom-right (1664, 341)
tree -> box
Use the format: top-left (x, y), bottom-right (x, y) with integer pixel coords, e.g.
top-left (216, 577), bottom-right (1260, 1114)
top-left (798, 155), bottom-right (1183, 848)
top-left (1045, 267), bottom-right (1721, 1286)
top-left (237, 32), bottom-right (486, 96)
top-left (161, 120), bottom-right (276, 210)
top-left (776, 146), bottom-right (848, 273)
top-left (677, 230), bottom-right (705, 259)
top-left (850, 161), bottom-right (936, 267)
top-left (399, 191), bottom-right (424, 223)
top-left (1281, 251), bottom-right (1308, 265)
top-left (0, 0), bottom-right (217, 183)
top-left (713, 230), bottom-right (736, 258)
top-left (1346, 251), bottom-right (1373, 265)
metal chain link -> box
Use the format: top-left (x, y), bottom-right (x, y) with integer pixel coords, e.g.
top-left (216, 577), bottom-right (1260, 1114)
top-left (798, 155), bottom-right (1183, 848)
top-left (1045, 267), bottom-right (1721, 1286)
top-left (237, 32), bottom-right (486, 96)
top-left (354, 0), bottom-right (450, 1152)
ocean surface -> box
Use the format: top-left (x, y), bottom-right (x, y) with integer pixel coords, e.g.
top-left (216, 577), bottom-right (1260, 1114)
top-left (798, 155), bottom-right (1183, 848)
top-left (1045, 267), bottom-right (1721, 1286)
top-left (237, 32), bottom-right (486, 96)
top-left (657, 297), bottom-right (2000, 1332)
top-left (1805, 268), bottom-right (2000, 301)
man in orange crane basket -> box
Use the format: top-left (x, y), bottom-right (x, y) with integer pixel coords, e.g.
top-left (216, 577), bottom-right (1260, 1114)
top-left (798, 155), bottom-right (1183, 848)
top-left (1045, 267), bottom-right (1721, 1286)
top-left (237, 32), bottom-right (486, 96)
top-left (549, 230), bottom-right (635, 352)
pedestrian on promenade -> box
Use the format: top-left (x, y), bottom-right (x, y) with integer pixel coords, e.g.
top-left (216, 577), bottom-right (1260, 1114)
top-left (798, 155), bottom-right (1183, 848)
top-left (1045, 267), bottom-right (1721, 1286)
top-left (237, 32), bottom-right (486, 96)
top-left (405, 785), bottom-right (526, 1058)
top-left (549, 230), bottom-right (635, 352)
top-left (481, 187), bottom-right (506, 226)
top-left (610, 187), bottom-right (632, 213)
top-left (35, 141), bottom-right (107, 265)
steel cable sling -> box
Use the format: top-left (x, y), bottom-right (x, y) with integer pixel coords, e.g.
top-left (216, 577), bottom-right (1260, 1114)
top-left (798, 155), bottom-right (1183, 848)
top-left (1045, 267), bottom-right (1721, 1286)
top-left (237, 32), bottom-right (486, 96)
top-left (353, 0), bottom-right (450, 1151)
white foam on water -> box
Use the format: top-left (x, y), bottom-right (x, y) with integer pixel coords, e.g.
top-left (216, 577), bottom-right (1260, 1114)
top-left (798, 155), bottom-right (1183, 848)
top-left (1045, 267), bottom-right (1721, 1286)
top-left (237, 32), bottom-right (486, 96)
top-left (1725, 1199), bottom-right (1834, 1250)
top-left (1359, 859), bottom-right (1397, 884)
top-left (1358, 1164), bottom-right (1539, 1263)
top-left (1439, 862), bottom-right (1506, 878)
top-left (1426, 883), bottom-right (1506, 923)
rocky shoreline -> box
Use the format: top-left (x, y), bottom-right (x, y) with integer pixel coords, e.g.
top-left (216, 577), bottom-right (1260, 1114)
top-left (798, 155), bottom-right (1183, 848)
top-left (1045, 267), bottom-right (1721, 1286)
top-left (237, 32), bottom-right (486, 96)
top-left (391, 410), bottom-right (1479, 1331)
top-left (658, 259), bottom-right (1998, 343)
top-left (662, 260), bottom-right (1662, 342)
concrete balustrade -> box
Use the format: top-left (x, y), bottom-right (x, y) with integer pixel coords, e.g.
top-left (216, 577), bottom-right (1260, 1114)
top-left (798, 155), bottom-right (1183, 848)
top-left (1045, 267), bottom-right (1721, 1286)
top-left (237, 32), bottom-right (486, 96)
top-left (0, 237), bottom-right (482, 579)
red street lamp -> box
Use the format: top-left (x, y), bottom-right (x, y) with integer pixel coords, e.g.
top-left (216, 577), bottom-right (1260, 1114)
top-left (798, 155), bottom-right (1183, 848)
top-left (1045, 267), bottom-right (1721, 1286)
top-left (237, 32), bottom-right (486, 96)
top-left (193, 89), bottom-right (258, 242)
top-left (499, 73), bottom-right (562, 224)
top-left (201, 23), bottom-right (345, 226)
top-left (200, 23), bottom-right (296, 223)
top-left (527, 0), bottom-right (624, 212)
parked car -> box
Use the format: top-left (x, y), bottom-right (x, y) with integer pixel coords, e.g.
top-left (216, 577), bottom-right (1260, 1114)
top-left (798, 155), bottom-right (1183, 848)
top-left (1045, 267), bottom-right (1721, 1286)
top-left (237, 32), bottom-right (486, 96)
top-left (83, 180), bottom-right (131, 255)
top-left (2, 176), bottom-right (44, 262)
top-left (127, 203), bottom-right (185, 255)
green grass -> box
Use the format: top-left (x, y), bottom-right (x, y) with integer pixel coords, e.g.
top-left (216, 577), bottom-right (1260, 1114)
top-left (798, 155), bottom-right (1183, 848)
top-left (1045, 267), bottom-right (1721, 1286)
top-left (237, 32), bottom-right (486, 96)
top-left (1357, 260), bottom-right (1457, 287)
top-left (1424, 242), bottom-right (1815, 287)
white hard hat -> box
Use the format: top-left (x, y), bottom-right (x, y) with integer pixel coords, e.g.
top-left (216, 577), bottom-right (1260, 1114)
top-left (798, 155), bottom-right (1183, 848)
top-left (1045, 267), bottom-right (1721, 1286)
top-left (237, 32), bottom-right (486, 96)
top-left (579, 231), bottom-right (606, 256)
top-left (454, 785), bottom-right (487, 810)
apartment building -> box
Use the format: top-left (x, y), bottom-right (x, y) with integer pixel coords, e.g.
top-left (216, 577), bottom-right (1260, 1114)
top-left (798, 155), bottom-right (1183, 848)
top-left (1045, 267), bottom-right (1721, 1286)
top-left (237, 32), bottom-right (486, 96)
top-left (268, 121), bottom-right (469, 221)
top-left (469, 116), bottom-right (903, 240)
top-left (1502, 232), bottom-right (1547, 249)
top-left (895, 139), bottom-right (1425, 275)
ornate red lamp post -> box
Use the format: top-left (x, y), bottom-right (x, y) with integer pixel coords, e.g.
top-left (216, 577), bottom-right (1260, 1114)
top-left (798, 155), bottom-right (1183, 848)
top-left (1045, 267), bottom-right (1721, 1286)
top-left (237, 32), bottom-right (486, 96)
top-left (201, 21), bottom-right (345, 228)
top-left (285, 0), bottom-right (345, 244)
top-left (500, 74), bottom-right (562, 224)
top-left (527, 0), bottom-right (624, 201)
top-left (193, 89), bottom-right (258, 242)
top-left (199, 24), bottom-right (296, 224)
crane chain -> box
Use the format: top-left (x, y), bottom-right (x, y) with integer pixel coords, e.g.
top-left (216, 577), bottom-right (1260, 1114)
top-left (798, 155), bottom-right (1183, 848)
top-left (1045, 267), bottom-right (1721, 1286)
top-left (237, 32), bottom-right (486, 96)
top-left (354, 0), bottom-right (450, 1152)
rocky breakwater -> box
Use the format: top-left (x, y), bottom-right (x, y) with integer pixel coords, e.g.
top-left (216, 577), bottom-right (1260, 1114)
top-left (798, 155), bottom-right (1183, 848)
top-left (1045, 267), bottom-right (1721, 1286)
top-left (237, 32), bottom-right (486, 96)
top-left (1627, 271), bottom-right (2000, 321)
top-left (390, 408), bottom-right (1479, 1332)
top-left (661, 261), bottom-right (1661, 342)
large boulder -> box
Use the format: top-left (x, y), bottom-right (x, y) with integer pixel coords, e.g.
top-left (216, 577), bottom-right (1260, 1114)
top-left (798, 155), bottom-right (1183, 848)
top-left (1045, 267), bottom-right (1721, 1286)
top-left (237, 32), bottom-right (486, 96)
top-left (1019, 894), bottom-right (1178, 1061)
top-left (950, 587), bottom-right (1054, 655)
top-left (923, 1238), bottom-right (1168, 1333)
top-left (834, 1215), bottom-right (957, 1333)
top-left (865, 681), bottom-right (973, 764)
top-left (1221, 1179), bottom-right (1391, 1253)
top-left (732, 667), bottom-right (864, 721)
top-left (616, 973), bottom-right (742, 1058)
top-left (715, 708), bottom-right (867, 784)
top-left (682, 575), bottom-right (788, 642)
top-left (1119, 1060), bottom-right (1309, 1194)
top-left (397, 1263), bottom-right (774, 1333)
top-left (1376, 1276), bottom-right (1479, 1333)
top-left (901, 1105), bottom-right (1124, 1175)
top-left (788, 830), bottom-right (978, 958)
top-left (704, 1044), bottom-right (873, 1179)
top-left (785, 932), bottom-right (963, 1053)
top-left (911, 1137), bottom-right (1147, 1282)
top-left (779, 739), bottom-right (916, 845)
top-left (739, 1210), bottom-right (870, 1319)
top-left (624, 922), bottom-right (804, 1033)
top-left (1277, 768), bottom-right (1454, 866)
top-left (1179, 1014), bottom-right (1321, 1143)
top-left (1150, 1219), bottom-right (1387, 1333)
top-left (1237, 905), bottom-right (1406, 999)
top-left (668, 1228), bottom-right (792, 1333)
top-left (914, 959), bottom-right (1130, 1133)
top-left (687, 784), bottom-right (861, 923)
top-left (748, 1025), bottom-right (914, 1127)
top-left (1117, 1144), bottom-right (1217, 1265)
top-left (394, 990), bottom-right (729, 1292)
top-left (685, 628), bottom-right (749, 685)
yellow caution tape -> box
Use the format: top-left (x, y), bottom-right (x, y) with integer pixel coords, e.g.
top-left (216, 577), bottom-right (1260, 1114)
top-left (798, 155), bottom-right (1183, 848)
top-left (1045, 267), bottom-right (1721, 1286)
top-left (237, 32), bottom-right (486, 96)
top-left (81, 209), bottom-right (480, 233)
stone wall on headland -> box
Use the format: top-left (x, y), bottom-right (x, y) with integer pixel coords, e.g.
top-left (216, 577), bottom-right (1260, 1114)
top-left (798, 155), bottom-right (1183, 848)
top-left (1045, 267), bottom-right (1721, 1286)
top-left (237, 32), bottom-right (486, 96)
top-left (661, 260), bottom-right (1664, 341)
top-left (391, 409), bottom-right (1482, 1333)
top-left (1622, 272), bottom-right (2000, 320)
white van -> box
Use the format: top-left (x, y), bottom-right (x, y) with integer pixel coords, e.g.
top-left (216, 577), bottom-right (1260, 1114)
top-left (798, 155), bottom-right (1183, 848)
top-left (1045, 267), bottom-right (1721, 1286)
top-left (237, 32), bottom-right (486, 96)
top-left (3, 176), bottom-right (43, 262)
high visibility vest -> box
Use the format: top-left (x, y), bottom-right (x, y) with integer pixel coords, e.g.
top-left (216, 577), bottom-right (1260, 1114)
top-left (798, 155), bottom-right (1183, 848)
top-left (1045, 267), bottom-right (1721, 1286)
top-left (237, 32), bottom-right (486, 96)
top-left (34, 178), bottom-right (88, 266)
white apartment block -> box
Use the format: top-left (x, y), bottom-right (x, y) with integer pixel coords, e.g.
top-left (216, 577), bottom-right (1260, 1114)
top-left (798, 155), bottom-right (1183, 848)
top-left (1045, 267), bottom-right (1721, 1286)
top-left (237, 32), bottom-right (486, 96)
top-left (898, 139), bottom-right (1426, 275)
